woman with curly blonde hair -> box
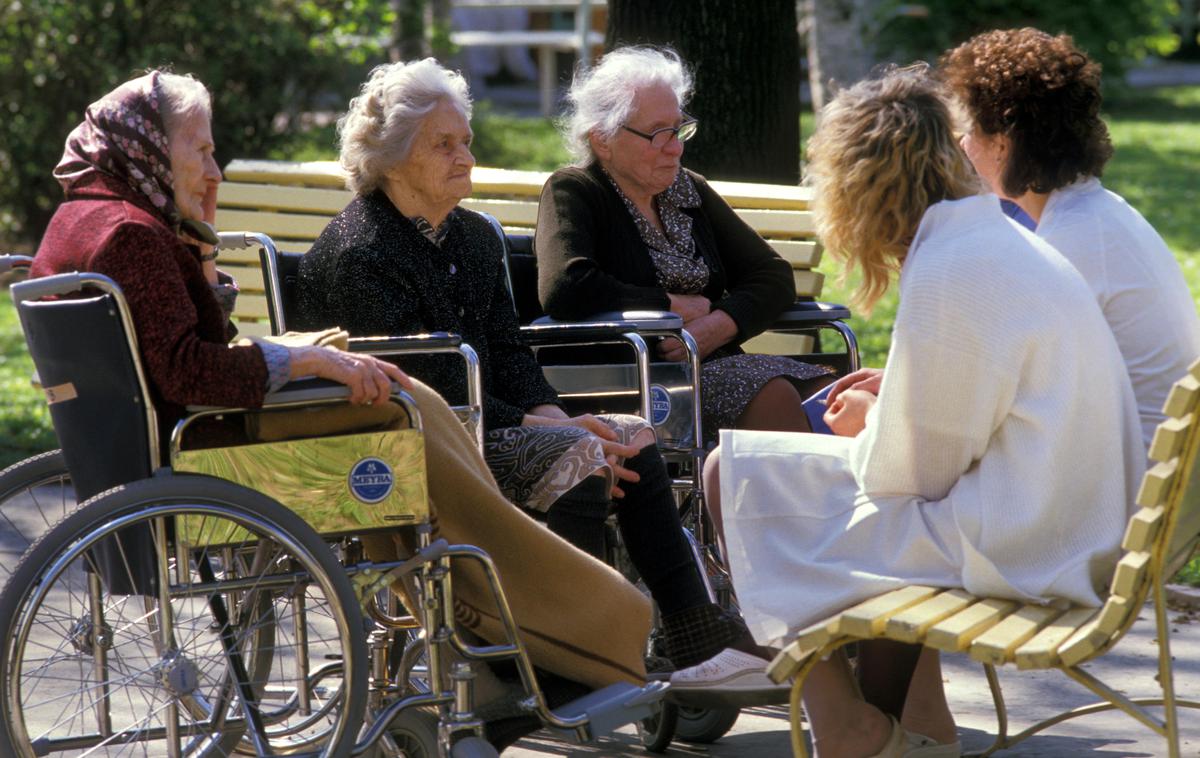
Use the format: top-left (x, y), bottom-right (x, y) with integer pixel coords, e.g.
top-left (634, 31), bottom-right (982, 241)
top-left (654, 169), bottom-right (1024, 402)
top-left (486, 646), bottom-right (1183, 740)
top-left (673, 65), bottom-right (1144, 756)
top-left (941, 28), bottom-right (1200, 450)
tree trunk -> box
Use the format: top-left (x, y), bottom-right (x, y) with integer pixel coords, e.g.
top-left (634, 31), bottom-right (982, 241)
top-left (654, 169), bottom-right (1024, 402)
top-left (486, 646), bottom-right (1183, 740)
top-left (606, 0), bottom-right (801, 184)
top-left (805, 0), bottom-right (876, 111)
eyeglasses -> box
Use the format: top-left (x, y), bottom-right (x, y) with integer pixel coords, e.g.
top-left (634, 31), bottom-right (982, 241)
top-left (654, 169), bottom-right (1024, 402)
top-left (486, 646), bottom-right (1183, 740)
top-left (621, 116), bottom-right (699, 149)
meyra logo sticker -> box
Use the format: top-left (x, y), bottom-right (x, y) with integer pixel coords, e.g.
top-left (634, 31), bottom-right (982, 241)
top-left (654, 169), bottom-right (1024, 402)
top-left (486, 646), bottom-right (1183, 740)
top-left (650, 384), bottom-right (672, 426)
top-left (349, 457), bottom-right (394, 504)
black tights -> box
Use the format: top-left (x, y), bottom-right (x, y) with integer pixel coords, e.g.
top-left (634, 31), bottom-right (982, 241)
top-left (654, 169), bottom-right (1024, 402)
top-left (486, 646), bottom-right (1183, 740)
top-left (544, 443), bottom-right (708, 616)
top-left (855, 639), bottom-right (923, 719)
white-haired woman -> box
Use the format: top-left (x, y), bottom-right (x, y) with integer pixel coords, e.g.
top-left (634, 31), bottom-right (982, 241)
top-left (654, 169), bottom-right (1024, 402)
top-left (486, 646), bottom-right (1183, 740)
top-left (534, 46), bottom-right (835, 445)
top-left (677, 66), bottom-right (1144, 755)
top-left (295, 59), bottom-right (777, 692)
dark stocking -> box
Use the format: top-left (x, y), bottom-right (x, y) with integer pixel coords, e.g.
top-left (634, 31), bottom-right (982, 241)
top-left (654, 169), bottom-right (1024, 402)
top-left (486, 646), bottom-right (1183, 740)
top-left (614, 443), bottom-right (708, 615)
top-left (855, 639), bottom-right (924, 720)
top-left (544, 475), bottom-right (608, 560)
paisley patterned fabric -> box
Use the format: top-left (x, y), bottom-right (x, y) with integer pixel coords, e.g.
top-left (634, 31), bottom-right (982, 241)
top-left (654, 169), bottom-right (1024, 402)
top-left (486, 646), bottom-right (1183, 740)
top-left (485, 413), bottom-right (650, 513)
top-left (603, 168), bottom-right (710, 294)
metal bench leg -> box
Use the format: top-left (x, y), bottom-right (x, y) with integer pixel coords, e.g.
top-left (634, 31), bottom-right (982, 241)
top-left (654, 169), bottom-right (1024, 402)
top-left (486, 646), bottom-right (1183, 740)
top-left (964, 664), bottom-right (1010, 757)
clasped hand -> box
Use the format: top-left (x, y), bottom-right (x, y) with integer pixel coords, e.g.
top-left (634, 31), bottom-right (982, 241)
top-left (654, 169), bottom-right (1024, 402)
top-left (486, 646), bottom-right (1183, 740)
top-left (659, 293), bottom-right (737, 361)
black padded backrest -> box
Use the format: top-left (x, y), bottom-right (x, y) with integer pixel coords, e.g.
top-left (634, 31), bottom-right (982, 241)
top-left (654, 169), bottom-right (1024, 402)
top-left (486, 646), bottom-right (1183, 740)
top-left (18, 294), bottom-right (153, 501)
top-left (277, 250), bottom-right (305, 333)
top-left (504, 234), bottom-right (544, 325)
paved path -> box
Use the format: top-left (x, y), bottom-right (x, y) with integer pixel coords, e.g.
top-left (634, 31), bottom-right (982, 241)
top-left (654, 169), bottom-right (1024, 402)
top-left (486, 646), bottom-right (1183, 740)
top-left (508, 603), bottom-right (1200, 756)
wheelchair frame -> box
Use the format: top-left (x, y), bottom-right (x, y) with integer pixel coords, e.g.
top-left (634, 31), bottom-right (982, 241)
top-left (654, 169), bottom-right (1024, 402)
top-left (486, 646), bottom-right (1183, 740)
top-left (1, 270), bottom-right (667, 757)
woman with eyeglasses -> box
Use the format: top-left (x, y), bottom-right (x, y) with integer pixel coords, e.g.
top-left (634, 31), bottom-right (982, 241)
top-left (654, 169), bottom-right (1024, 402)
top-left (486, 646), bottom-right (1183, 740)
top-left (534, 46), bottom-right (835, 451)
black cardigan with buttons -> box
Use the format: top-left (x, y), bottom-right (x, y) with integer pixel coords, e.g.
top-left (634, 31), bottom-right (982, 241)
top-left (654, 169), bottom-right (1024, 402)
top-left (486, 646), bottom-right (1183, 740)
top-left (295, 190), bottom-right (562, 432)
top-left (533, 162), bottom-right (796, 344)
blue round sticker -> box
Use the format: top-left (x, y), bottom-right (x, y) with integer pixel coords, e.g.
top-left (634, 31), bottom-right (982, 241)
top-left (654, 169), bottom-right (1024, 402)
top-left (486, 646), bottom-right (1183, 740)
top-left (650, 384), bottom-right (672, 426)
top-left (348, 457), bottom-right (394, 504)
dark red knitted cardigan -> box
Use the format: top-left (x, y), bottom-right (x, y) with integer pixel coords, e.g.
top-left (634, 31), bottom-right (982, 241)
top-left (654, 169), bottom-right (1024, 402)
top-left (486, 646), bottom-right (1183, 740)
top-left (32, 172), bottom-right (268, 427)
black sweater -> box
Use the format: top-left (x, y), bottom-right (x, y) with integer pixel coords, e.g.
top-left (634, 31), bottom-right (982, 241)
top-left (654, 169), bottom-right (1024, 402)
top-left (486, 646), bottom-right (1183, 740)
top-left (295, 190), bottom-right (561, 432)
top-left (533, 162), bottom-right (796, 344)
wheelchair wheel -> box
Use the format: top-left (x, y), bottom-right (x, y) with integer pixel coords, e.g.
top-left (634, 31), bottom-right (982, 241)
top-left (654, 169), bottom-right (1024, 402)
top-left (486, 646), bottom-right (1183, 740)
top-left (0, 475), bottom-right (368, 758)
top-left (674, 704), bottom-right (740, 743)
top-left (636, 700), bottom-right (678, 753)
top-left (0, 449), bottom-right (73, 586)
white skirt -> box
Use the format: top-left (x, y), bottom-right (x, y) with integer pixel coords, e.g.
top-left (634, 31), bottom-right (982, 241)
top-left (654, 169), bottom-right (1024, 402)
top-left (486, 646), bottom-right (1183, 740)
top-left (718, 429), bottom-right (965, 647)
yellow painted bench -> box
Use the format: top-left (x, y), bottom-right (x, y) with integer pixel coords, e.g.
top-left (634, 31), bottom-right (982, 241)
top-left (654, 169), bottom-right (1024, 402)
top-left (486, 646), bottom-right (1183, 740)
top-left (215, 159), bottom-right (826, 347)
top-left (766, 360), bottom-right (1200, 757)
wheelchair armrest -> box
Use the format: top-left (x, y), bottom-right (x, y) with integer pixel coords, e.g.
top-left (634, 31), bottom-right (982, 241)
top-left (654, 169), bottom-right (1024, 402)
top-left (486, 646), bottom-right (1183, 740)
top-left (185, 377), bottom-right (408, 412)
top-left (769, 301), bottom-right (852, 329)
top-left (528, 309), bottom-right (686, 335)
top-left (522, 321), bottom-right (651, 346)
top-left (0, 254), bottom-right (33, 275)
top-left (347, 332), bottom-right (463, 354)
top-left (10, 271), bottom-right (119, 303)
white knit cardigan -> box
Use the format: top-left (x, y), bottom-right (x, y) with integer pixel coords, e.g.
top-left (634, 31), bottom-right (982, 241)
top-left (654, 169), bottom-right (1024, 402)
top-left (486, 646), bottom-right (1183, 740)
top-left (719, 195), bottom-right (1145, 646)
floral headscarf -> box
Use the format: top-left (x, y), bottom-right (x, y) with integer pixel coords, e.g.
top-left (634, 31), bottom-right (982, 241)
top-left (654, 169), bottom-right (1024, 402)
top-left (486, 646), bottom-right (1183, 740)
top-left (53, 71), bottom-right (219, 245)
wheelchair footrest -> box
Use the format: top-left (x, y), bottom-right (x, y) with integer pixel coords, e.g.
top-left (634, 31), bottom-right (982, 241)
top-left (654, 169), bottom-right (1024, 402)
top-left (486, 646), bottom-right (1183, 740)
top-left (546, 680), bottom-right (669, 742)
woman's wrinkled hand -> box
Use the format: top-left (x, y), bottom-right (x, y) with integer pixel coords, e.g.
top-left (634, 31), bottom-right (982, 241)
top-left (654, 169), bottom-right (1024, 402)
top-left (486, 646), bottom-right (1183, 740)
top-left (657, 310), bottom-right (738, 361)
top-left (291, 345), bottom-right (413, 406)
top-left (825, 367), bottom-right (884, 406)
top-left (667, 292), bottom-right (712, 322)
top-left (824, 388), bottom-right (876, 437)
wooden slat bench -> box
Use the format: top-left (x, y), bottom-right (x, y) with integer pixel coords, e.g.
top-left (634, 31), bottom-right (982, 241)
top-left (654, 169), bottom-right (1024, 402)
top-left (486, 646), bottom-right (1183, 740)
top-left (216, 159), bottom-right (828, 354)
top-left (766, 360), bottom-right (1200, 757)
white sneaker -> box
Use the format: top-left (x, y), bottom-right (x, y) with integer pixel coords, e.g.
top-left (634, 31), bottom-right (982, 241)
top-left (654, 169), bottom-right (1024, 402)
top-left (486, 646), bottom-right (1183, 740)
top-left (668, 648), bottom-right (775, 691)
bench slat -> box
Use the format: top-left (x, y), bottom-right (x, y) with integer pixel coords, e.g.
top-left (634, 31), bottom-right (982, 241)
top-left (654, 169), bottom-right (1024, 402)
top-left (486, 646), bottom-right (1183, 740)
top-left (1149, 414), bottom-right (1193, 462)
top-left (969, 603), bottom-right (1066, 666)
top-left (1136, 459), bottom-right (1179, 508)
top-left (770, 240), bottom-right (822, 268)
top-left (459, 198), bottom-right (541, 226)
top-left (837, 585), bottom-right (941, 638)
top-left (925, 598), bottom-right (1018, 652)
top-left (735, 208), bottom-right (815, 237)
top-left (1057, 596), bottom-right (1133, 667)
top-left (884, 589), bottom-right (976, 643)
top-left (1164, 374), bottom-right (1200, 418)
top-left (1122, 506), bottom-right (1165, 552)
top-left (1110, 551), bottom-right (1152, 599)
top-left (234, 293), bottom-right (270, 320)
top-left (1014, 607), bottom-right (1099, 669)
top-left (215, 209), bottom-right (331, 241)
top-left (219, 182), bottom-right (352, 214)
top-left (232, 318), bottom-right (273, 337)
top-left (768, 618), bottom-right (840, 682)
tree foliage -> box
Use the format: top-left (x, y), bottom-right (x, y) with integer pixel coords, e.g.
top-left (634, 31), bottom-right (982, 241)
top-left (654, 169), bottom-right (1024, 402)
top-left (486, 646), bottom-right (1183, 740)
top-left (0, 0), bottom-right (393, 245)
top-left (875, 0), bottom-right (1176, 78)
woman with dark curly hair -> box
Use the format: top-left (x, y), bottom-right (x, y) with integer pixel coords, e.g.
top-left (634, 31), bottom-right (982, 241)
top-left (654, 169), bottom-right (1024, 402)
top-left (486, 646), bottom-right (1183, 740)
top-left (940, 27), bottom-right (1200, 449)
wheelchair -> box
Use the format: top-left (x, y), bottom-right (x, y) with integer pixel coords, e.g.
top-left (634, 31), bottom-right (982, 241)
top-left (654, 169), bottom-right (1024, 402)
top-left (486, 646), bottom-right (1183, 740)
top-left (0, 269), bottom-right (667, 756)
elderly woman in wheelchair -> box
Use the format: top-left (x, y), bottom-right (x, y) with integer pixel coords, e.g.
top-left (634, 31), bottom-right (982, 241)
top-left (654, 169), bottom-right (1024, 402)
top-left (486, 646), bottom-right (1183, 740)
top-left (293, 58), bottom-right (779, 696)
top-left (5, 70), bottom-right (667, 757)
